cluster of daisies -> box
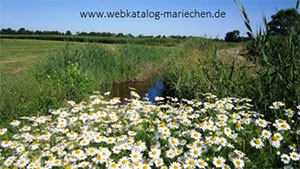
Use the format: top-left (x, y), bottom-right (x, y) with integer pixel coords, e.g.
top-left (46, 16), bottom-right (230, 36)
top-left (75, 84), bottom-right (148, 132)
top-left (0, 91), bottom-right (299, 168)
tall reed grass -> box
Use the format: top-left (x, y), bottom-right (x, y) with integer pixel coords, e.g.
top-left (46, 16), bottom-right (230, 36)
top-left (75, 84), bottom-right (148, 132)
top-left (235, 0), bottom-right (300, 118)
top-left (163, 1), bottom-right (300, 120)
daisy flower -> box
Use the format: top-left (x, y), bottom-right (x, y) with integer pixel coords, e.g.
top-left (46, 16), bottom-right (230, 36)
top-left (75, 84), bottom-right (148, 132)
top-left (78, 161), bottom-right (89, 168)
top-left (185, 158), bottom-right (197, 168)
top-left (79, 139), bottom-right (90, 146)
top-left (107, 161), bottom-right (119, 169)
top-left (3, 156), bottom-right (16, 167)
top-left (86, 147), bottom-right (98, 156)
top-left (72, 149), bottom-right (84, 159)
top-left (250, 138), bottom-right (264, 149)
top-left (166, 149), bottom-right (176, 159)
top-left (213, 156), bottom-right (226, 168)
top-left (232, 158), bottom-right (245, 168)
top-left (130, 151), bottom-right (143, 162)
top-left (191, 130), bottom-right (202, 140)
top-left (255, 119), bottom-right (268, 128)
top-left (170, 162), bottom-right (182, 169)
top-left (149, 148), bottom-right (161, 159)
top-left (273, 101), bottom-right (285, 107)
top-left (190, 147), bottom-right (202, 158)
top-left (154, 158), bottom-right (164, 167)
top-left (261, 130), bottom-right (271, 139)
top-left (10, 120), bottom-right (21, 126)
top-left (290, 152), bottom-right (300, 161)
top-left (118, 157), bottom-right (130, 168)
top-left (0, 128), bottom-right (7, 135)
top-left (134, 141), bottom-right (147, 152)
top-left (15, 157), bottom-right (30, 168)
top-left (281, 154), bottom-right (291, 164)
top-left (92, 155), bottom-right (105, 164)
top-left (132, 161), bottom-right (142, 169)
top-left (196, 159), bottom-right (208, 168)
top-left (277, 122), bottom-right (291, 131)
top-left (169, 137), bottom-right (180, 147)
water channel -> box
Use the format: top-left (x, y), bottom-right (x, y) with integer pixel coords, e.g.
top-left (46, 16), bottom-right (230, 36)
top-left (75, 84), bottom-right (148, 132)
top-left (110, 76), bottom-right (165, 103)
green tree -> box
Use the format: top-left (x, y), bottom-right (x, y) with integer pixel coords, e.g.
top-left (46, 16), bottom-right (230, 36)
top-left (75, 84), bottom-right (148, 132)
top-left (267, 8), bottom-right (300, 35)
top-left (224, 30), bottom-right (242, 42)
top-left (65, 30), bottom-right (72, 35)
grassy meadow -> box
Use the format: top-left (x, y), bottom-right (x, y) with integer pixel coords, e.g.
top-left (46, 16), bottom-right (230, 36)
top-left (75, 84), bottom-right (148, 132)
top-left (0, 39), bottom-right (89, 74)
top-left (0, 38), bottom-right (179, 126)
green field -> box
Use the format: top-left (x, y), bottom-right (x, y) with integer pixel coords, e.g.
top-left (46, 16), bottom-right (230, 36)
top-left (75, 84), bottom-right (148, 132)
top-left (0, 39), bottom-right (111, 74)
top-left (0, 38), bottom-right (178, 125)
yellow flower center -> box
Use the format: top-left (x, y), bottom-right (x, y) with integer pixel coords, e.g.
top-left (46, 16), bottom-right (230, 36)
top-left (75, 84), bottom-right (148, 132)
top-left (189, 160), bottom-right (195, 165)
top-left (111, 163), bottom-right (117, 168)
top-left (75, 149), bottom-right (81, 154)
top-left (272, 136), bottom-right (279, 141)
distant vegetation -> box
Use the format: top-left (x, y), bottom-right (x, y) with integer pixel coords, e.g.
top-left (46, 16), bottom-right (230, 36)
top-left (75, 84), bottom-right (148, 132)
top-left (0, 34), bottom-right (180, 46)
top-left (224, 30), bottom-right (248, 42)
top-left (0, 28), bottom-right (195, 46)
top-left (0, 27), bottom-right (190, 39)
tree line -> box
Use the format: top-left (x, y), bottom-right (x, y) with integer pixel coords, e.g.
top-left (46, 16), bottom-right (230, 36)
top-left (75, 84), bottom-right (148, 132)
top-left (0, 28), bottom-right (191, 39)
top-left (225, 8), bottom-right (299, 42)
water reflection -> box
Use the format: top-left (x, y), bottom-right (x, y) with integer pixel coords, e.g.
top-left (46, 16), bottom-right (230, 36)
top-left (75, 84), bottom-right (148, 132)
top-left (111, 76), bottom-right (164, 103)
top-left (143, 80), bottom-right (164, 103)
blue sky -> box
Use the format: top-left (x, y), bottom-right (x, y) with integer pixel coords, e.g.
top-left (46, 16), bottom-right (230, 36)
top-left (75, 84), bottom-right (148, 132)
top-left (0, 0), bottom-right (298, 38)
